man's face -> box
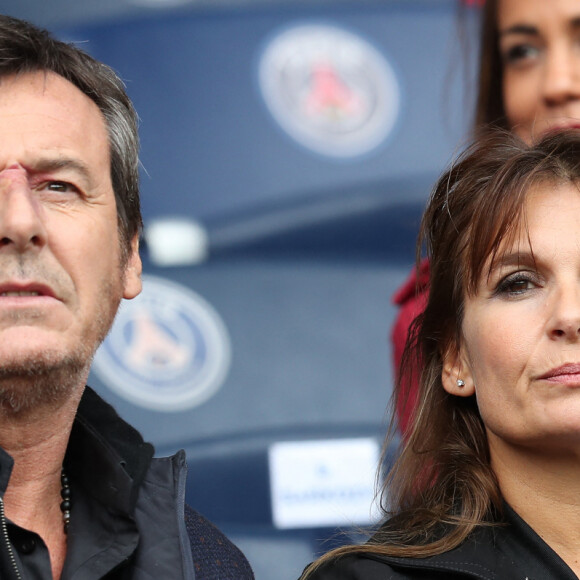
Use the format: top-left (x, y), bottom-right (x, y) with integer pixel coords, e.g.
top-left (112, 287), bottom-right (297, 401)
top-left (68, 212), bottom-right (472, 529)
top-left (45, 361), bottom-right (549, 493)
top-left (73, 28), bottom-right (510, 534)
top-left (0, 71), bottom-right (141, 402)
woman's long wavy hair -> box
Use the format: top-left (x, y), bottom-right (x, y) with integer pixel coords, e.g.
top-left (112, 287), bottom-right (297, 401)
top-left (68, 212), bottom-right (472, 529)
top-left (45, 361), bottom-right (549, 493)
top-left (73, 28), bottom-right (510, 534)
top-left (301, 129), bottom-right (580, 577)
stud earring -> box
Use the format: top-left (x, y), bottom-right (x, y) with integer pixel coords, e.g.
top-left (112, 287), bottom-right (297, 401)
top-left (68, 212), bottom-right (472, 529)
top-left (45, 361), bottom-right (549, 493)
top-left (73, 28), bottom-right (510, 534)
top-left (457, 379), bottom-right (465, 388)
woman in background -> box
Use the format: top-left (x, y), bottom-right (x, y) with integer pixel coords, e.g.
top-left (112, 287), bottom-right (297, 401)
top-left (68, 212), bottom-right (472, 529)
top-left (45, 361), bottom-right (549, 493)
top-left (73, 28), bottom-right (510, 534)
top-left (394, 0), bottom-right (580, 436)
top-left (303, 128), bottom-right (580, 580)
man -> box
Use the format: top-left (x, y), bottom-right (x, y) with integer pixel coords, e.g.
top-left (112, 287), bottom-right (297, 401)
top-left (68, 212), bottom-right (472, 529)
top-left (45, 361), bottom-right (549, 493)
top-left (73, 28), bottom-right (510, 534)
top-left (0, 14), bottom-right (254, 579)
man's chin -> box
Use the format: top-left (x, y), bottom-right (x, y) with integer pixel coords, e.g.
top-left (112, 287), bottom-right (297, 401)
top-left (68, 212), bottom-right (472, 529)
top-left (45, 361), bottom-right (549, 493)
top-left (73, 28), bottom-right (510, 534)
top-left (0, 351), bottom-right (92, 416)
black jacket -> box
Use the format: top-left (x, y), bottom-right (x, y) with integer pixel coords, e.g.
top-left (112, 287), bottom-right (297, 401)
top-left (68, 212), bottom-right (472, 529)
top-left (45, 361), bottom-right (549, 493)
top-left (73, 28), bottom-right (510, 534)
top-left (0, 387), bottom-right (254, 580)
top-left (306, 505), bottom-right (578, 580)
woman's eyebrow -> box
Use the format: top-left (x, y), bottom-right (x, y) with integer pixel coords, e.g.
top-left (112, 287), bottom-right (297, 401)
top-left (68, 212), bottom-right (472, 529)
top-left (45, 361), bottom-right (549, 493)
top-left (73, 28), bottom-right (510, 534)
top-left (500, 17), bottom-right (580, 38)
top-left (491, 250), bottom-right (536, 272)
top-left (499, 24), bottom-right (538, 38)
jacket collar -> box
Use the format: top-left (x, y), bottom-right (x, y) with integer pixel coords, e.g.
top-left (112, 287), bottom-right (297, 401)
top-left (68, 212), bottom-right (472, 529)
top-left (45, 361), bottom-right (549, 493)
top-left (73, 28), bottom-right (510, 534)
top-left (365, 525), bottom-right (513, 580)
top-left (364, 504), bottom-right (577, 580)
top-left (65, 386), bottom-right (155, 516)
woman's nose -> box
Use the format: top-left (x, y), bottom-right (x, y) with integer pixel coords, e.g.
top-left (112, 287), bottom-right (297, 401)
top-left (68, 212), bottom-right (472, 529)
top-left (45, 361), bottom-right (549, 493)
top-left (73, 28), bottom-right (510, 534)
top-left (548, 283), bottom-right (580, 341)
top-left (542, 44), bottom-right (580, 107)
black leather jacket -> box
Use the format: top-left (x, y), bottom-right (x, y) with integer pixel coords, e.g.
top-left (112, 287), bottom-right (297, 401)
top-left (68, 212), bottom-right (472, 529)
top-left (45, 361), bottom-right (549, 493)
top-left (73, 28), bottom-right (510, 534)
top-left (306, 505), bottom-right (578, 580)
top-left (0, 387), bottom-right (254, 580)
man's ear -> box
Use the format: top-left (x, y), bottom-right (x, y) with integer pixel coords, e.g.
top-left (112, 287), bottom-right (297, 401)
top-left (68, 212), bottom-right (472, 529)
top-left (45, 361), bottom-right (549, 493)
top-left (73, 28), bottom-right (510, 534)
top-left (441, 344), bottom-right (475, 397)
top-left (122, 234), bottom-right (142, 300)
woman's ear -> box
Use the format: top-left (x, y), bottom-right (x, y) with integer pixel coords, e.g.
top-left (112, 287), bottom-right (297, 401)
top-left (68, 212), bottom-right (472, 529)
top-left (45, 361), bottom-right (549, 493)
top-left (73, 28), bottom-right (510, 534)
top-left (441, 345), bottom-right (475, 397)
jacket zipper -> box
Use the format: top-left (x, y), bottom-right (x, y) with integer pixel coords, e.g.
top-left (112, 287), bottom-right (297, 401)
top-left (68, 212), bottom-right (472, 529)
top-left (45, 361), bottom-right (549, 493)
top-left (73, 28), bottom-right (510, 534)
top-left (0, 497), bottom-right (22, 580)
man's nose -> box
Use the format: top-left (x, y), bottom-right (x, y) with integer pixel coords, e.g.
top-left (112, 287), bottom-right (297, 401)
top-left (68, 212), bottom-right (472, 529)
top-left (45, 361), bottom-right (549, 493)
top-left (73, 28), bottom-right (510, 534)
top-left (0, 165), bottom-right (48, 252)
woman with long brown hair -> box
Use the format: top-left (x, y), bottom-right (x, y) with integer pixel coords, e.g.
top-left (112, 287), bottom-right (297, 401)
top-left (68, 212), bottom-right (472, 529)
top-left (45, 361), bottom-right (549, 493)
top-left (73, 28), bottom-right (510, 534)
top-left (304, 129), bottom-right (580, 579)
top-left (394, 0), bottom-right (580, 436)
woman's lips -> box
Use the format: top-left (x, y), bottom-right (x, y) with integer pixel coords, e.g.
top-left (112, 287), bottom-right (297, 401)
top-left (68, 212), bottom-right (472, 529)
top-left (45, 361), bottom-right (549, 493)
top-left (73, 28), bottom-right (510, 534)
top-left (541, 122), bottom-right (580, 137)
top-left (538, 363), bottom-right (580, 384)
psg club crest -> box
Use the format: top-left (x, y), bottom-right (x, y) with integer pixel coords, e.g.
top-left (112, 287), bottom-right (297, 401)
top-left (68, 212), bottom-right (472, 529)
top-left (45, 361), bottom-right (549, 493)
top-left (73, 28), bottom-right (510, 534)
top-left (258, 23), bottom-right (400, 158)
top-left (93, 275), bottom-right (231, 412)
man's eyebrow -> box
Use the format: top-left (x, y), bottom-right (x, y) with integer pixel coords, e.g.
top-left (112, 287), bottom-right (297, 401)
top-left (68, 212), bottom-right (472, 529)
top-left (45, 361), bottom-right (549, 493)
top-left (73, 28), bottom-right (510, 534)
top-left (30, 158), bottom-right (94, 186)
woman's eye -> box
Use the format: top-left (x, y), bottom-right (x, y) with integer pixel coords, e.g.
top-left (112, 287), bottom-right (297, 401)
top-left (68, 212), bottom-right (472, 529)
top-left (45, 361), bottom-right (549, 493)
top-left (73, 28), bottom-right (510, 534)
top-left (496, 274), bottom-right (537, 296)
top-left (501, 43), bottom-right (539, 66)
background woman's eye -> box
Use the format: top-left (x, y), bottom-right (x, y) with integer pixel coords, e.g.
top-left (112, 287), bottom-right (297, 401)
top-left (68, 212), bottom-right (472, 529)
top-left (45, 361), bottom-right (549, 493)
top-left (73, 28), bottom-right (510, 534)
top-left (502, 44), bottom-right (538, 65)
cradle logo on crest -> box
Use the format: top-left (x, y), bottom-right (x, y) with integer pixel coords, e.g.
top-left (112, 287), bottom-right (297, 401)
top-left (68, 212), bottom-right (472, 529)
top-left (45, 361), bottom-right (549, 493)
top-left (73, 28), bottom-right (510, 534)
top-left (93, 275), bottom-right (231, 412)
top-left (258, 23), bottom-right (400, 157)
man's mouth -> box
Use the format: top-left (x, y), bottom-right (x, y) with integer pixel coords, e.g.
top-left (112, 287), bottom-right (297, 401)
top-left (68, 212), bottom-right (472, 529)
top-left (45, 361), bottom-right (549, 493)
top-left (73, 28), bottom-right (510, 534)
top-left (0, 283), bottom-right (58, 300)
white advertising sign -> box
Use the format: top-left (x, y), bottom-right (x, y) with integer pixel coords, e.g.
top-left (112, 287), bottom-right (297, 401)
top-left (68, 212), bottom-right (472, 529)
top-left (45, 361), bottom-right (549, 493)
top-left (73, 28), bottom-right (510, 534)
top-left (269, 438), bottom-right (380, 529)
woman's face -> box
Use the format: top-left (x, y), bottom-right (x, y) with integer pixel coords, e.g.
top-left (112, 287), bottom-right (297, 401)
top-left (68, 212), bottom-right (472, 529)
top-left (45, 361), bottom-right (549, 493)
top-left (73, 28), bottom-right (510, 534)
top-left (445, 182), bottom-right (580, 453)
top-left (499, 0), bottom-right (580, 143)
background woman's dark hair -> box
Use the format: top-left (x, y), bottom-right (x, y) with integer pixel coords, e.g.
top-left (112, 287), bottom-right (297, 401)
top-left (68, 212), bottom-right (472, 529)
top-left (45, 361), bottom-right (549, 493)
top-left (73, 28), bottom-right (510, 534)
top-left (474, 0), bottom-right (508, 132)
top-left (301, 129), bottom-right (580, 577)
top-left (0, 14), bottom-right (142, 259)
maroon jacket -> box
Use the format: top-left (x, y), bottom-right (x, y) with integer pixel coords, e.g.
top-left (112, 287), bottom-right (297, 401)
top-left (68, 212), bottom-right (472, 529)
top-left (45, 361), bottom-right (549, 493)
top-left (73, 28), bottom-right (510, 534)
top-left (390, 259), bottom-right (429, 437)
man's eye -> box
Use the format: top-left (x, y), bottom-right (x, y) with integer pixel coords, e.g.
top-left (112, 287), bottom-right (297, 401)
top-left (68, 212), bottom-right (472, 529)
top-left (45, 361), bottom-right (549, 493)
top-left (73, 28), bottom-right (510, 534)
top-left (45, 181), bottom-right (77, 193)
